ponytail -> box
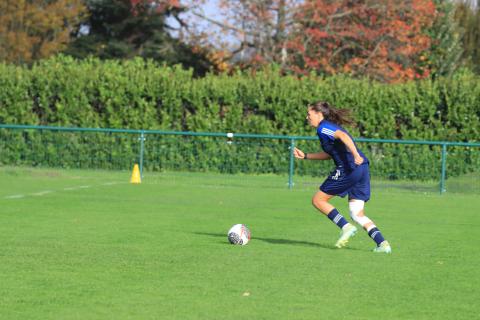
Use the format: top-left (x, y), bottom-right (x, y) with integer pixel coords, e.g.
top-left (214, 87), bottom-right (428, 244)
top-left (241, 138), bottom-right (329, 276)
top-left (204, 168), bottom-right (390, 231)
top-left (308, 101), bottom-right (355, 127)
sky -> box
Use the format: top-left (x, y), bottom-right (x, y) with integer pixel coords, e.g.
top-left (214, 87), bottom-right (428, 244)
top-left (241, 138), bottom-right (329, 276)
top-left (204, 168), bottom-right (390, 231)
top-left (167, 0), bottom-right (239, 47)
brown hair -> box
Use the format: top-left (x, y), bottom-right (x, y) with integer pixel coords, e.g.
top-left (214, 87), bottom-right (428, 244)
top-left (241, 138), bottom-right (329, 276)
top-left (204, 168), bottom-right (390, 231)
top-left (308, 101), bottom-right (355, 127)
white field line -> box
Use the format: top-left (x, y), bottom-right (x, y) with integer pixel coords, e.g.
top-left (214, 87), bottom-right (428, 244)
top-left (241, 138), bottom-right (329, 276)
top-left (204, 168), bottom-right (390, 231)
top-left (3, 181), bottom-right (124, 200)
top-left (30, 190), bottom-right (52, 196)
top-left (101, 182), bottom-right (119, 186)
top-left (63, 186), bottom-right (90, 191)
top-left (4, 194), bottom-right (25, 199)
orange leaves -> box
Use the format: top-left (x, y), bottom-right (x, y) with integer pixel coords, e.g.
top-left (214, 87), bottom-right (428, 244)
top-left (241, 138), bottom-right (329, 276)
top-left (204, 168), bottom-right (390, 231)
top-left (130, 0), bottom-right (182, 12)
top-left (287, 0), bottom-right (437, 82)
top-left (0, 0), bottom-right (87, 64)
top-left (306, 29), bottom-right (329, 40)
top-left (206, 50), bottom-right (231, 72)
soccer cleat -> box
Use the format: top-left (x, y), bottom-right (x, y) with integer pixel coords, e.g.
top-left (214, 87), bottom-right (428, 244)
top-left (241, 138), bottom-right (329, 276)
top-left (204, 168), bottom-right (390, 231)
top-left (373, 241), bottom-right (392, 253)
top-left (335, 224), bottom-right (357, 248)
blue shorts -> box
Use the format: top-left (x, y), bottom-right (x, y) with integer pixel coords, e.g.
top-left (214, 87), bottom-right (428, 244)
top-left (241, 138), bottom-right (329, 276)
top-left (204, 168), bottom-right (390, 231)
top-left (320, 163), bottom-right (371, 202)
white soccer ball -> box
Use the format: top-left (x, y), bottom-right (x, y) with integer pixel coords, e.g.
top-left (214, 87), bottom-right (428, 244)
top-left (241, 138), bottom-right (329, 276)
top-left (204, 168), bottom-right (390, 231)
top-left (227, 224), bottom-right (251, 245)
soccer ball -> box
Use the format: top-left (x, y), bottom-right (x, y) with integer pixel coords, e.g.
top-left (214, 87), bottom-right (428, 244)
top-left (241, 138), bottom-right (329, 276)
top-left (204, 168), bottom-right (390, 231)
top-left (227, 224), bottom-right (251, 245)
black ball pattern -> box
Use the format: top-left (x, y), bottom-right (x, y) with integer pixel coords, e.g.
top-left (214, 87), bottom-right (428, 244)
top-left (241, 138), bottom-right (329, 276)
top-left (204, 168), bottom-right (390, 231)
top-left (228, 232), bottom-right (243, 245)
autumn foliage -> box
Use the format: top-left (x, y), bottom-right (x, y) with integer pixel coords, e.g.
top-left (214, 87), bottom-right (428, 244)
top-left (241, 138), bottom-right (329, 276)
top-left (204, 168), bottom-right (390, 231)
top-left (0, 0), bottom-right (466, 82)
top-left (130, 0), bottom-right (182, 14)
top-left (287, 0), bottom-right (437, 82)
top-left (0, 0), bottom-right (86, 64)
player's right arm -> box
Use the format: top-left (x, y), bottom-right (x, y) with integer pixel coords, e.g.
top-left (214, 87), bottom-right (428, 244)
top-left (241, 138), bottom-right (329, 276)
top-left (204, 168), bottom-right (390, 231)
top-left (293, 147), bottom-right (331, 160)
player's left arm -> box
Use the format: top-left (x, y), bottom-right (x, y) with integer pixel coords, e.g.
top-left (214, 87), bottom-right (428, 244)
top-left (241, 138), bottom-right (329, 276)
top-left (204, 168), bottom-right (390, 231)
top-left (334, 130), bottom-right (364, 165)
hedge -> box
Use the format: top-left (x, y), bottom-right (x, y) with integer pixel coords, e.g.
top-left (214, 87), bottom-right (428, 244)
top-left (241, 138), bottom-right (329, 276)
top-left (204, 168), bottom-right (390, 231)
top-left (0, 55), bottom-right (479, 180)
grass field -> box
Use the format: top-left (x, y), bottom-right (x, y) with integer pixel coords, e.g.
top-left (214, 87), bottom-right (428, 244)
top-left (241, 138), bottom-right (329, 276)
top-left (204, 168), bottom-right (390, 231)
top-left (0, 167), bottom-right (479, 319)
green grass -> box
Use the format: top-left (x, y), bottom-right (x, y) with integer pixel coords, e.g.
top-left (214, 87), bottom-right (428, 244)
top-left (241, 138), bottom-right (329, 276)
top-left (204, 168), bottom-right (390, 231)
top-left (0, 167), bottom-right (479, 319)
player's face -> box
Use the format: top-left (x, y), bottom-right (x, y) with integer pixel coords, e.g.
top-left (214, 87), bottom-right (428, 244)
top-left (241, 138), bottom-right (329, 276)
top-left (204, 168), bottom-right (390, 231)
top-left (306, 108), bottom-right (323, 127)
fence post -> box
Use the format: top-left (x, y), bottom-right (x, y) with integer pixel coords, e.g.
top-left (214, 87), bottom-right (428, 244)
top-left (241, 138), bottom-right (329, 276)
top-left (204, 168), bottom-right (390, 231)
top-left (288, 139), bottom-right (295, 189)
top-left (139, 131), bottom-right (145, 178)
top-left (440, 143), bottom-right (447, 194)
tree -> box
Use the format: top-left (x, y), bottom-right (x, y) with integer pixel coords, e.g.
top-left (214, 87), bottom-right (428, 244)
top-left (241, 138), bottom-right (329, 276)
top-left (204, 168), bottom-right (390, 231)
top-left (66, 0), bottom-right (212, 75)
top-left (179, 0), bottom-right (443, 82)
top-left (454, 0), bottom-right (480, 73)
top-left (0, 0), bottom-right (87, 64)
top-left (179, 0), bottom-right (301, 70)
top-left (286, 0), bottom-right (437, 82)
top-left (426, 0), bottom-right (464, 78)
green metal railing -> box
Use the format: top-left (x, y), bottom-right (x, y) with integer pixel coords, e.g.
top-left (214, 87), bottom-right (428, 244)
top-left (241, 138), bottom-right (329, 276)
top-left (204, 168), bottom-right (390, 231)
top-left (1, 124), bottom-right (479, 194)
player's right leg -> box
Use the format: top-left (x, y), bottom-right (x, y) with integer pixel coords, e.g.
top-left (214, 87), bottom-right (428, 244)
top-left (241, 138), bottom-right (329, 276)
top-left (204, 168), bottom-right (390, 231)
top-left (348, 199), bottom-right (391, 253)
top-left (311, 191), bottom-right (357, 248)
top-left (347, 164), bottom-right (391, 253)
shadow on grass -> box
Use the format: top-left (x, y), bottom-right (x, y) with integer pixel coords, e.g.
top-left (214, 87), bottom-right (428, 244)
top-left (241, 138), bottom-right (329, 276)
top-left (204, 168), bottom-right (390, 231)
top-left (194, 232), bottom-right (362, 251)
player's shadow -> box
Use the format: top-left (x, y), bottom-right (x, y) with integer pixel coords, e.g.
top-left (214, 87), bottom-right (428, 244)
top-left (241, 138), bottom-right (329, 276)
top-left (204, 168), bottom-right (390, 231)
top-left (194, 232), bottom-right (358, 251)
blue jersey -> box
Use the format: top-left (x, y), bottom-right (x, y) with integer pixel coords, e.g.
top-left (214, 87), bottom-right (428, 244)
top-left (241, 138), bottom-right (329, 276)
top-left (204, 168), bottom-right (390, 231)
top-left (317, 120), bottom-right (369, 172)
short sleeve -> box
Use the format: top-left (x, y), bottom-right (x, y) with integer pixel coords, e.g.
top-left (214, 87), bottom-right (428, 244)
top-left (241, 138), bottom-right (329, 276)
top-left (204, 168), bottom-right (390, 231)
top-left (318, 125), bottom-right (337, 141)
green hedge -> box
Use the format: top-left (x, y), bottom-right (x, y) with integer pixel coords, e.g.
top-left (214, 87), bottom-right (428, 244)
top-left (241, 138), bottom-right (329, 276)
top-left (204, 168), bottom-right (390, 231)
top-left (0, 55), bottom-right (479, 180)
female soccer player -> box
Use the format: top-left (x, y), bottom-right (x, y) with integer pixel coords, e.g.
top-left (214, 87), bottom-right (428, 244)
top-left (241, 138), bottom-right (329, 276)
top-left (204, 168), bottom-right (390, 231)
top-left (294, 101), bottom-right (391, 253)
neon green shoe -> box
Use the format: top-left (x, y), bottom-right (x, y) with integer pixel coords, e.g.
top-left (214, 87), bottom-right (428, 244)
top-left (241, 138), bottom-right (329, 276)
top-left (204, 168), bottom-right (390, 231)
top-left (373, 241), bottom-right (392, 253)
top-left (335, 224), bottom-right (357, 248)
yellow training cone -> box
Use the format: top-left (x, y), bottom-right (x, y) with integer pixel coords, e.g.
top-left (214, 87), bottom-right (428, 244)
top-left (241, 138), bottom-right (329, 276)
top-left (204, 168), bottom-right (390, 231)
top-left (130, 164), bottom-right (142, 184)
